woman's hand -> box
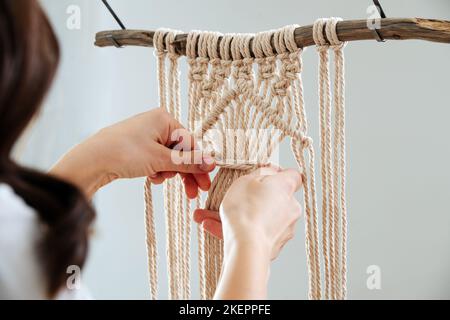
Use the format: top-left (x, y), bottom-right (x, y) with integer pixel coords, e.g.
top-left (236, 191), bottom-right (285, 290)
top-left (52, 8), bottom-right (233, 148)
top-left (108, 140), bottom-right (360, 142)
top-left (194, 166), bottom-right (303, 299)
top-left (50, 108), bottom-right (215, 197)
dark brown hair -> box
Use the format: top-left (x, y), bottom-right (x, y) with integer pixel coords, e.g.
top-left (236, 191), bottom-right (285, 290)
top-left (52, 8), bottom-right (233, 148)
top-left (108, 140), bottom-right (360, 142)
top-left (0, 0), bottom-right (95, 297)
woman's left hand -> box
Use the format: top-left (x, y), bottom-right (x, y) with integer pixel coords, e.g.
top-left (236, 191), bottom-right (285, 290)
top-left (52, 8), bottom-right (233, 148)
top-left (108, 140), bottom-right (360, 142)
top-left (50, 108), bottom-right (215, 197)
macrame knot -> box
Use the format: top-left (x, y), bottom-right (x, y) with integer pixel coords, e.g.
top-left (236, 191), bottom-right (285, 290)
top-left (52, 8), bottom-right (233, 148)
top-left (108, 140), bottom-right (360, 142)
top-left (281, 63), bottom-right (300, 81)
top-left (153, 28), bottom-right (168, 54)
top-left (289, 51), bottom-right (300, 61)
top-left (187, 60), bottom-right (197, 81)
top-left (262, 67), bottom-right (276, 79)
top-left (316, 45), bottom-right (329, 53)
top-left (213, 69), bottom-right (227, 83)
top-left (254, 57), bottom-right (264, 65)
top-left (189, 58), bottom-right (209, 82)
top-left (201, 82), bottom-right (215, 99)
top-left (220, 60), bottom-right (232, 73)
top-left (272, 78), bottom-right (290, 96)
top-left (276, 52), bottom-right (290, 60)
top-left (258, 59), bottom-right (276, 79)
top-left (164, 29), bottom-right (182, 60)
top-left (198, 57), bottom-right (209, 68)
top-left (156, 51), bottom-right (166, 58)
top-left (168, 52), bottom-right (179, 61)
top-left (210, 58), bottom-right (221, 66)
top-left (314, 17), bottom-right (346, 53)
top-left (301, 136), bottom-right (313, 149)
top-left (292, 134), bottom-right (313, 150)
top-left (216, 61), bottom-right (232, 84)
top-left (325, 17), bottom-right (346, 50)
top-left (278, 51), bottom-right (301, 82)
top-left (287, 54), bottom-right (301, 72)
top-left (232, 59), bottom-right (253, 81)
top-left (190, 67), bottom-right (205, 82)
top-left (331, 43), bottom-right (346, 51)
top-left (210, 62), bottom-right (229, 84)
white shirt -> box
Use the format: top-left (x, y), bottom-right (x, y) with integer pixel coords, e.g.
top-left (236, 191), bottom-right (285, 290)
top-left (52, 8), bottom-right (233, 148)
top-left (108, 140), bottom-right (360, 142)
top-left (0, 183), bottom-right (91, 299)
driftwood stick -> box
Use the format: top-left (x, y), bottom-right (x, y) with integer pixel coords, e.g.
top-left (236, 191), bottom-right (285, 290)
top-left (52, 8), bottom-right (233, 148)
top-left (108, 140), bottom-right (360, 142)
top-left (95, 18), bottom-right (450, 56)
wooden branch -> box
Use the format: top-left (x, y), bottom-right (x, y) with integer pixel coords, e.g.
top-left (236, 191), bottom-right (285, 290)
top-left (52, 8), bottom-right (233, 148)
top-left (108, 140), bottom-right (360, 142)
top-left (95, 18), bottom-right (450, 56)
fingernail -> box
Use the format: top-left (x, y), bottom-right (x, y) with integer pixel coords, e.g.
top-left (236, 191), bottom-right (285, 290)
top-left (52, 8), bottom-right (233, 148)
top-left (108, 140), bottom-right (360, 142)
top-left (199, 155), bottom-right (215, 172)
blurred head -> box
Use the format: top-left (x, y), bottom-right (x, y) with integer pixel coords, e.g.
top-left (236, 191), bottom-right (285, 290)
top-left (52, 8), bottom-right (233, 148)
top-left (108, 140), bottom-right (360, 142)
top-left (0, 0), bottom-right (95, 297)
top-left (0, 0), bottom-right (59, 159)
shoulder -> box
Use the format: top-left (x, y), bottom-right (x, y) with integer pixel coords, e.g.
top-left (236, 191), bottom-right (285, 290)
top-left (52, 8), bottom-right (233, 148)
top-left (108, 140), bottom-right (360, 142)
top-left (0, 183), bottom-right (92, 300)
top-left (0, 183), bottom-right (40, 248)
top-left (0, 183), bottom-right (46, 299)
top-left (0, 183), bottom-right (36, 222)
top-left (0, 183), bottom-right (40, 259)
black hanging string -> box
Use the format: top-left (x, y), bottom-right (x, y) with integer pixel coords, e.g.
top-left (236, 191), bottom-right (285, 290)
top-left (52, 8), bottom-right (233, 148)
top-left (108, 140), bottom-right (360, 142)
top-left (371, 0), bottom-right (387, 42)
top-left (373, 0), bottom-right (387, 19)
top-left (101, 0), bottom-right (126, 30)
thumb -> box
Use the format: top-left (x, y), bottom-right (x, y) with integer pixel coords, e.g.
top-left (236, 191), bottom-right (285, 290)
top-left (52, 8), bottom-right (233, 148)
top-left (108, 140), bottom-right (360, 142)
top-left (157, 145), bottom-right (216, 174)
top-left (264, 168), bottom-right (303, 195)
top-left (202, 219), bottom-right (223, 240)
top-left (193, 209), bottom-right (221, 224)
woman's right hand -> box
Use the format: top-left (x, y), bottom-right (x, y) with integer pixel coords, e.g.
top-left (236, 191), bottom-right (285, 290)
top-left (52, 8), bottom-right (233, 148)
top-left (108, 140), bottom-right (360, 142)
top-left (194, 166), bottom-right (303, 260)
top-left (193, 166), bottom-right (303, 299)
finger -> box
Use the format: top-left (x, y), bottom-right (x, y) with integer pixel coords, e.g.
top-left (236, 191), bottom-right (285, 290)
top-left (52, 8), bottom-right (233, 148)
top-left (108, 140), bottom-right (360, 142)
top-left (202, 219), bottom-right (223, 240)
top-left (264, 168), bottom-right (303, 194)
top-left (161, 171), bottom-right (177, 180)
top-left (246, 165), bottom-right (280, 178)
top-left (149, 172), bottom-right (177, 185)
top-left (160, 116), bottom-right (217, 174)
top-left (193, 173), bottom-right (212, 191)
top-left (193, 209), bottom-right (221, 224)
top-left (291, 199), bottom-right (303, 220)
top-left (180, 172), bottom-right (199, 188)
top-left (149, 173), bottom-right (165, 185)
top-left (181, 174), bottom-right (199, 199)
top-left (157, 145), bottom-right (216, 174)
top-left (286, 221), bottom-right (298, 239)
top-left (167, 119), bottom-right (198, 150)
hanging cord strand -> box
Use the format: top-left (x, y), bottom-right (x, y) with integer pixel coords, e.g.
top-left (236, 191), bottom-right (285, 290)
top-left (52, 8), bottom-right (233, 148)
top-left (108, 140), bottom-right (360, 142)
top-left (197, 32), bottom-right (216, 300)
top-left (187, 30), bottom-right (208, 300)
top-left (189, 31), bottom-right (208, 300)
top-left (325, 18), bottom-right (341, 300)
top-left (154, 29), bottom-right (179, 299)
top-left (204, 32), bottom-right (228, 296)
top-left (144, 178), bottom-right (158, 299)
top-left (166, 29), bottom-right (190, 300)
top-left (326, 17), bottom-right (348, 300)
top-left (142, 28), bottom-right (169, 300)
top-left (167, 30), bottom-right (182, 300)
top-left (329, 18), bottom-right (342, 300)
top-left (166, 30), bottom-right (180, 299)
top-left (314, 17), bottom-right (348, 300)
top-left (313, 18), bottom-right (333, 300)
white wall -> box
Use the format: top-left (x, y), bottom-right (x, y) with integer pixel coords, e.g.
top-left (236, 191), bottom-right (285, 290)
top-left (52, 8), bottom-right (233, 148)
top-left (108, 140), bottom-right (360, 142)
top-left (20, 0), bottom-right (450, 299)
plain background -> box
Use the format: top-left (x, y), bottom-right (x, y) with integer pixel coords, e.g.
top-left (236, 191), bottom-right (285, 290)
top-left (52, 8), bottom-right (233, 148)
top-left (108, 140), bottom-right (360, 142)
top-left (16, 0), bottom-right (450, 299)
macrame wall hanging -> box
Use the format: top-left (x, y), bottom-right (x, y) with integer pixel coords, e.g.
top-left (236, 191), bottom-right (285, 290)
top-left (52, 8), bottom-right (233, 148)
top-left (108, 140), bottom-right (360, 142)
top-left (143, 18), bottom-right (347, 300)
top-left (95, 1), bottom-right (450, 300)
